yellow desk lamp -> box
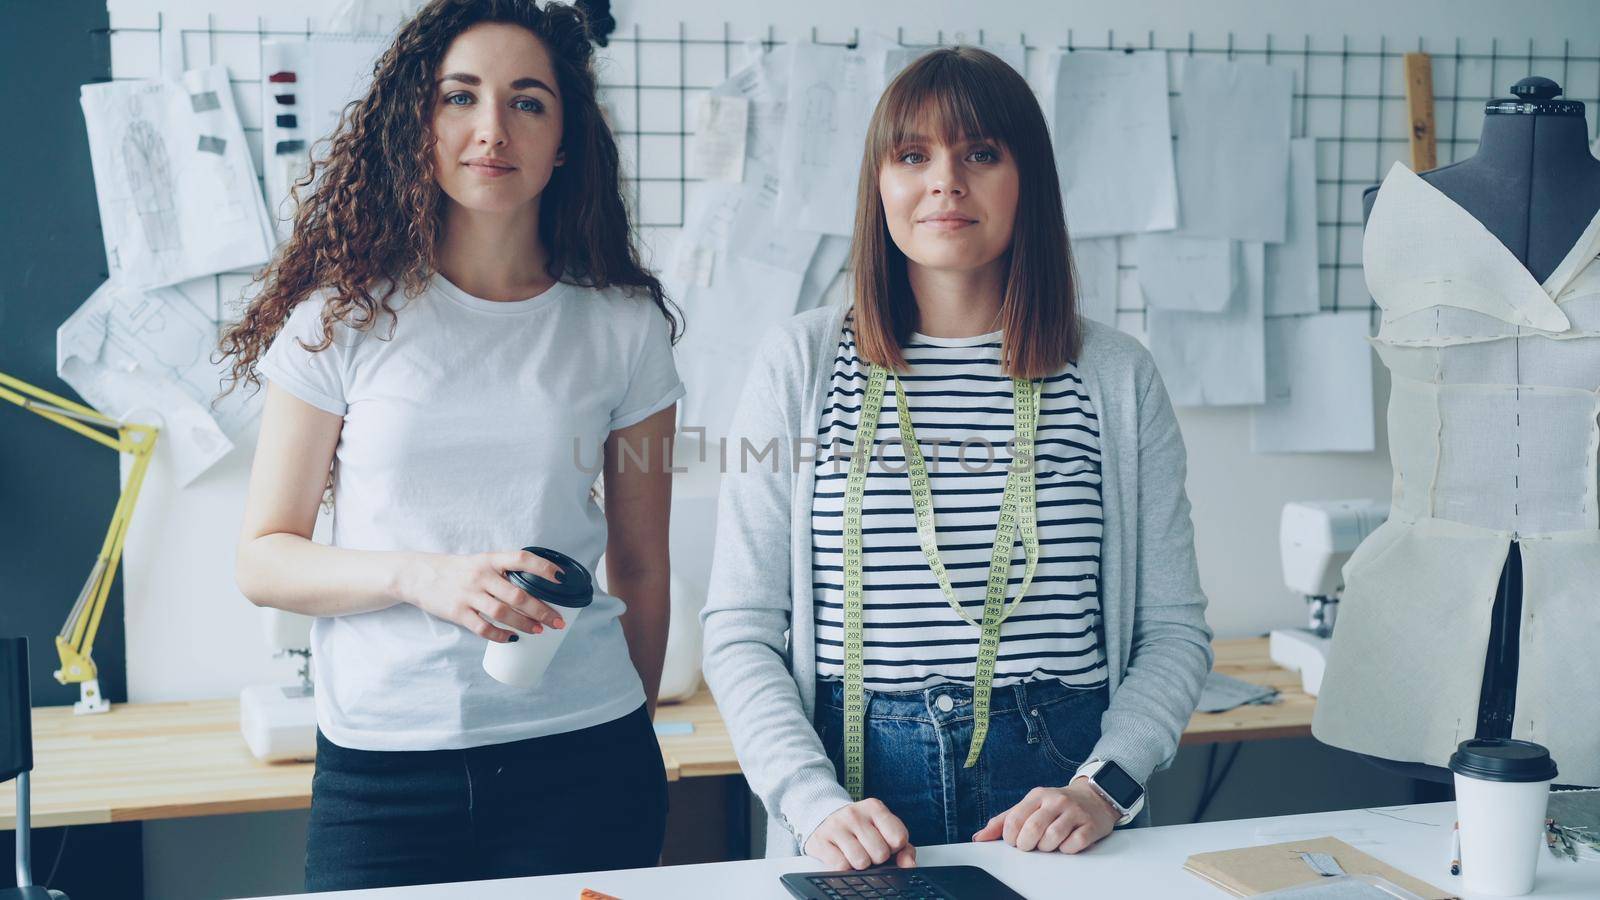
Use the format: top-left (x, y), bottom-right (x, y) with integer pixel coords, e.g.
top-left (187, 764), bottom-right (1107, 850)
top-left (0, 370), bottom-right (158, 715)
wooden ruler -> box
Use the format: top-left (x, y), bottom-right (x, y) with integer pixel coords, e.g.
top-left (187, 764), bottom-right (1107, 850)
top-left (1404, 53), bottom-right (1437, 171)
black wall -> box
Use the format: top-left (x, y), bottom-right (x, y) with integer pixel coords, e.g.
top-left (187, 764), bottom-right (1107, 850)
top-left (2, 3), bottom-right (145, 896)
top-left (0, 1), bottom-right (128, 710)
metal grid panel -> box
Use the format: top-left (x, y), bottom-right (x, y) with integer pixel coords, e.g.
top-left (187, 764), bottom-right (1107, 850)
top-left (97, 15), bottom-right (1600, 329)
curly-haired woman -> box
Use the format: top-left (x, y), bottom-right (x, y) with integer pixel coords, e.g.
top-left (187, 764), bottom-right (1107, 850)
top-left (219, 0), bottom-right (680, 890)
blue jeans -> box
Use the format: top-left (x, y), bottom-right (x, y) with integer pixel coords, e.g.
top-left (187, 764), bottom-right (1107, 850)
top-left (304, 704), bottom-right (667, 892)
top-left (814, 678), bottom-right (1113, 847)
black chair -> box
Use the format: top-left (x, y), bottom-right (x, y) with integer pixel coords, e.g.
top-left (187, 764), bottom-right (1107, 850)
top-left (2, 638), bottom-right (66, 900)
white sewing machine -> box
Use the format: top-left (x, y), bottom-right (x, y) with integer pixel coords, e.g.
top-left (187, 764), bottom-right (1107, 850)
top-left (1269, 499), bottom-right (1388, 696)
top-left (239, 608), bottom-right (318, 762)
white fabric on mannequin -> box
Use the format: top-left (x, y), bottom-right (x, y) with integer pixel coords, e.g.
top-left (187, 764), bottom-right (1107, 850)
top-left (1314, 162), bottom-right (1600, 784)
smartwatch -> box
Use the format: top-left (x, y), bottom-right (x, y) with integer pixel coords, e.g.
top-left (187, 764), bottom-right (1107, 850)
top-left (1074, 758), bottom-right (1146, 826)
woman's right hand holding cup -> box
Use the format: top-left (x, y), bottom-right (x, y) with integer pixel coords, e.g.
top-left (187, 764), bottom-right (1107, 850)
top-left (398, 549), bottom-right (567, 642)
top-left (805, 799), bottom-right (917, 871)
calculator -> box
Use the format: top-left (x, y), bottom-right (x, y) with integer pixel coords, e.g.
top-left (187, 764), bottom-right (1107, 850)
top-left (778, 865), bottom-right (1028, 899)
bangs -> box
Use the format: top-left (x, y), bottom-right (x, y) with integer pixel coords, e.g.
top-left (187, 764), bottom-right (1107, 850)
top-left (871, 50), bottom-right (1023, 160)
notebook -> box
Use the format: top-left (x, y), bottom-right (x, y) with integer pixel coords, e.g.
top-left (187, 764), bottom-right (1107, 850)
top-left (1183, 836), bottom-right (1455, 899)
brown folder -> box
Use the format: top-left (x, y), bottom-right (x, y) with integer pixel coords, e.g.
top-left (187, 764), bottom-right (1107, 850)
top-left (1183, 836), bottom-right (1456, 898)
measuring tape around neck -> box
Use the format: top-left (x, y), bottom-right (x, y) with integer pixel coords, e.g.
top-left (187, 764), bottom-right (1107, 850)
top-left (841, 364), bottom-right (1041, 800)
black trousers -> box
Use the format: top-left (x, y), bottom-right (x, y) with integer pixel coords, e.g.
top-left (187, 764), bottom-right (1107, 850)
top-left (304, 704), bottom-right (668, 892)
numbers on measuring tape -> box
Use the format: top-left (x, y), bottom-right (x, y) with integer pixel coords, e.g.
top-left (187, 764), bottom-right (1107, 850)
top-left (840, 366), bottom-right (1040, 798)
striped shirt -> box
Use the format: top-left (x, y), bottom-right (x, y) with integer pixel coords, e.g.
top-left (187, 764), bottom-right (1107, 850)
top-left (811, 319), bottom-right (1108, 692)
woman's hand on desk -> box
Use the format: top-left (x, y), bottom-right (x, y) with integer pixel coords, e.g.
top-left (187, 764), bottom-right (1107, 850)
top-left (972, 782), bottom-right (1117, 854)
top-left (805, 799), bottom-right (918, 871)
top-left (398, 550), bottom-right (568, 642)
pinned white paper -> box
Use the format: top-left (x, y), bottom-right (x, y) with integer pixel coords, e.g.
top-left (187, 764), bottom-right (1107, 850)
top-left (57, 280), bottom-right (261, 485)
top-left (1136, 234), bottom-right (1236, 312)
top-left (670, 180), bottom-right (741, 290)
top-left (1073, 238), bottom-right (1121, 327)
top-left (1147, 241), bottom-right (1266, 406)
top-left (1051, 51), bottom-right (1178, 238)
top-left (1171, 57), bottom-right (1293, 243)
top-left (797, 236), bottom-right (853, 312)
top-left (688, 95), bottom-right (750, 182)
top-left (714, 44), bottom-right (792, 170)
top-left (1251, 312), bottom-right (1374, 453)
top-left (669, 181), bottom-right (807, 441)
top-left (1265, 138), bottom-right (1323, 315)
top-left (727, 163), bottom-right (823, 273)
top-left (776, 39), bottom-right (895, 236)
top-left (81, 66), bottom-right (275, 289)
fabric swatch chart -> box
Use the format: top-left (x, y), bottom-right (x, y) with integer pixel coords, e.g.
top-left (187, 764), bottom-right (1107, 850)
top-left (95, 9), bottom-right (1600, 466)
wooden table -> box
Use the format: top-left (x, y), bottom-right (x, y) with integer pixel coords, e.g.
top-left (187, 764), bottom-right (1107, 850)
top-left (1181, 636), bottom-right (1318, 746)
top-left (1, 637), bottom-right (1311, 832)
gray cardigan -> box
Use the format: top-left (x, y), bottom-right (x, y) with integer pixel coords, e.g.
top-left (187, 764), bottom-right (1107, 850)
top-left (700, 304), bottom-right (1213, 858)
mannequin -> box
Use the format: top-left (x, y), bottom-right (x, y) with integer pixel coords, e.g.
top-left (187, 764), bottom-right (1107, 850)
top-left (1325, 77), bottom-right (1600, 785)
top-left (1364, 77), bottom-right (1600, 282)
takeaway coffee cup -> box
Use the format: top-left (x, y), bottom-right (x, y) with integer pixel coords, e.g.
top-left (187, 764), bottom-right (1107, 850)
top-left (482, 547), bottom-right (594, 689)
top-left (1449, 738), bottom-right (1558, 896)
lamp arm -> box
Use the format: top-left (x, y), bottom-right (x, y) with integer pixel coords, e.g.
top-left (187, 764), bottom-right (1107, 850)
top-left (1, 369), bottom-right (159, 714)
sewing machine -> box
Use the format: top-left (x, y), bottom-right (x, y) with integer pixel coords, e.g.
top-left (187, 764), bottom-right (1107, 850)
top-left (1269, 500), bottom-right (1388, 696)
top-left (239, 608), bottom-right (317, 762)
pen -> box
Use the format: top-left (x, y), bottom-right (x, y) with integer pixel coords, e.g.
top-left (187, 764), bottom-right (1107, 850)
top-left (1449, 821), bottom-right (1461, 876)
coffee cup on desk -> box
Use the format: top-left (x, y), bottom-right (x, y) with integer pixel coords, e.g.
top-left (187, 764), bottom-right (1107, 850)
top-left (482, 546), bottom-right (594, 689)
top-left (1448, 738), bottom-right (1558, 896)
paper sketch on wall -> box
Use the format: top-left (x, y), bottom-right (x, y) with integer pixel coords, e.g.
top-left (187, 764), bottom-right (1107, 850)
top-left (669, 179), bottom-right (808, 442)
top-left (81, 66), bottom-right (275, 290)
top-left (687, 94), bottom-right (749, 182)
top-left (1050, 51), bottom-right (1178, 238)
top-left (321, 0), bottom-right (423, 36)
top-left (714, 43), bottom-right (791, 170)
top-left (776, 36), bottom-right (897, 236)
top-left (671, 43), bottom-right (863, 442)
top-left (800, 82), bottom-right (838, 167)
top-left (1072, 238), bottom-right (1120, 328)
top-left (57, 280), bottom-right (261, 486)
top-left (1135, 233), bottom-right (1237, 312)
top-left (1145, 241), bottom-right (1267, 406)
top-left (1264, 138), bottom-right (1322, 315)
top-left (1250, 311), bottom-right (1374, 453)
top-left (728, 164), bottom-right (822, 274)
top-left (1170, 56), bottom-right (1294, 243)
top-left (702, 45), bottom-right (837, 301)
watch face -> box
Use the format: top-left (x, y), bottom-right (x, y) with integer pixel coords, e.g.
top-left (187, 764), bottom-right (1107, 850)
top-left (1095, 762), bottom-right (1143, 809)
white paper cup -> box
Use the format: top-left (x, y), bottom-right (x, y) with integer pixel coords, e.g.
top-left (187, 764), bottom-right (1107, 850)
top-left (1449, 739), bottom-right (1558, 897)
top-left (481, 547), bottom-right (593, 690)
top-left (483, 603), bottom-right (585, 688)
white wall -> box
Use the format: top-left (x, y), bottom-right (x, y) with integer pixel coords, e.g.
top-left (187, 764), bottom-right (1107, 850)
top-left (97, 1), bottom-right (1598, 897)
top-left (106, 0), bottom-right (1600, 705)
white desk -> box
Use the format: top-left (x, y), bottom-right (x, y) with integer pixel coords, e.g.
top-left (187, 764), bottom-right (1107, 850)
top-left (242, 801), bottom-right (1600, 899)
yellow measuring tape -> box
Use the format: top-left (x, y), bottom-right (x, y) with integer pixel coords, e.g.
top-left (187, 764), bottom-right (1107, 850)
top-left (842, 365), bottom-right (1041, 800)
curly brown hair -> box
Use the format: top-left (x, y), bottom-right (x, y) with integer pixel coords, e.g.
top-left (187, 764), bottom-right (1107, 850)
top-left (218, 0), bottom-right (676, 395)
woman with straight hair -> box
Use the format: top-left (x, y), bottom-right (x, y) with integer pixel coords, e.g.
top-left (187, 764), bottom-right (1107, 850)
top-left (220, 0), bottom-right (679, 890)
top-left (702, 46), bottom-right (1212, 869)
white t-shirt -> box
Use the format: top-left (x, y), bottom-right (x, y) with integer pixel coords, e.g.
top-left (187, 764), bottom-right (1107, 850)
top-left (258, 274), bottom-right (683, 751)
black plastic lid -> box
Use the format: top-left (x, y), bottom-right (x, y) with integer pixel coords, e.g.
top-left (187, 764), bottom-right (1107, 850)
top-left (506, 546), bottom-right (594, 609)
top-left (1448, 739), bottom-right (1558, 784)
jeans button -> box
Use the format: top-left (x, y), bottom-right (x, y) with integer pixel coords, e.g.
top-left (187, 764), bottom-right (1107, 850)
top-left (935, 694), bottom-right (955, 713)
